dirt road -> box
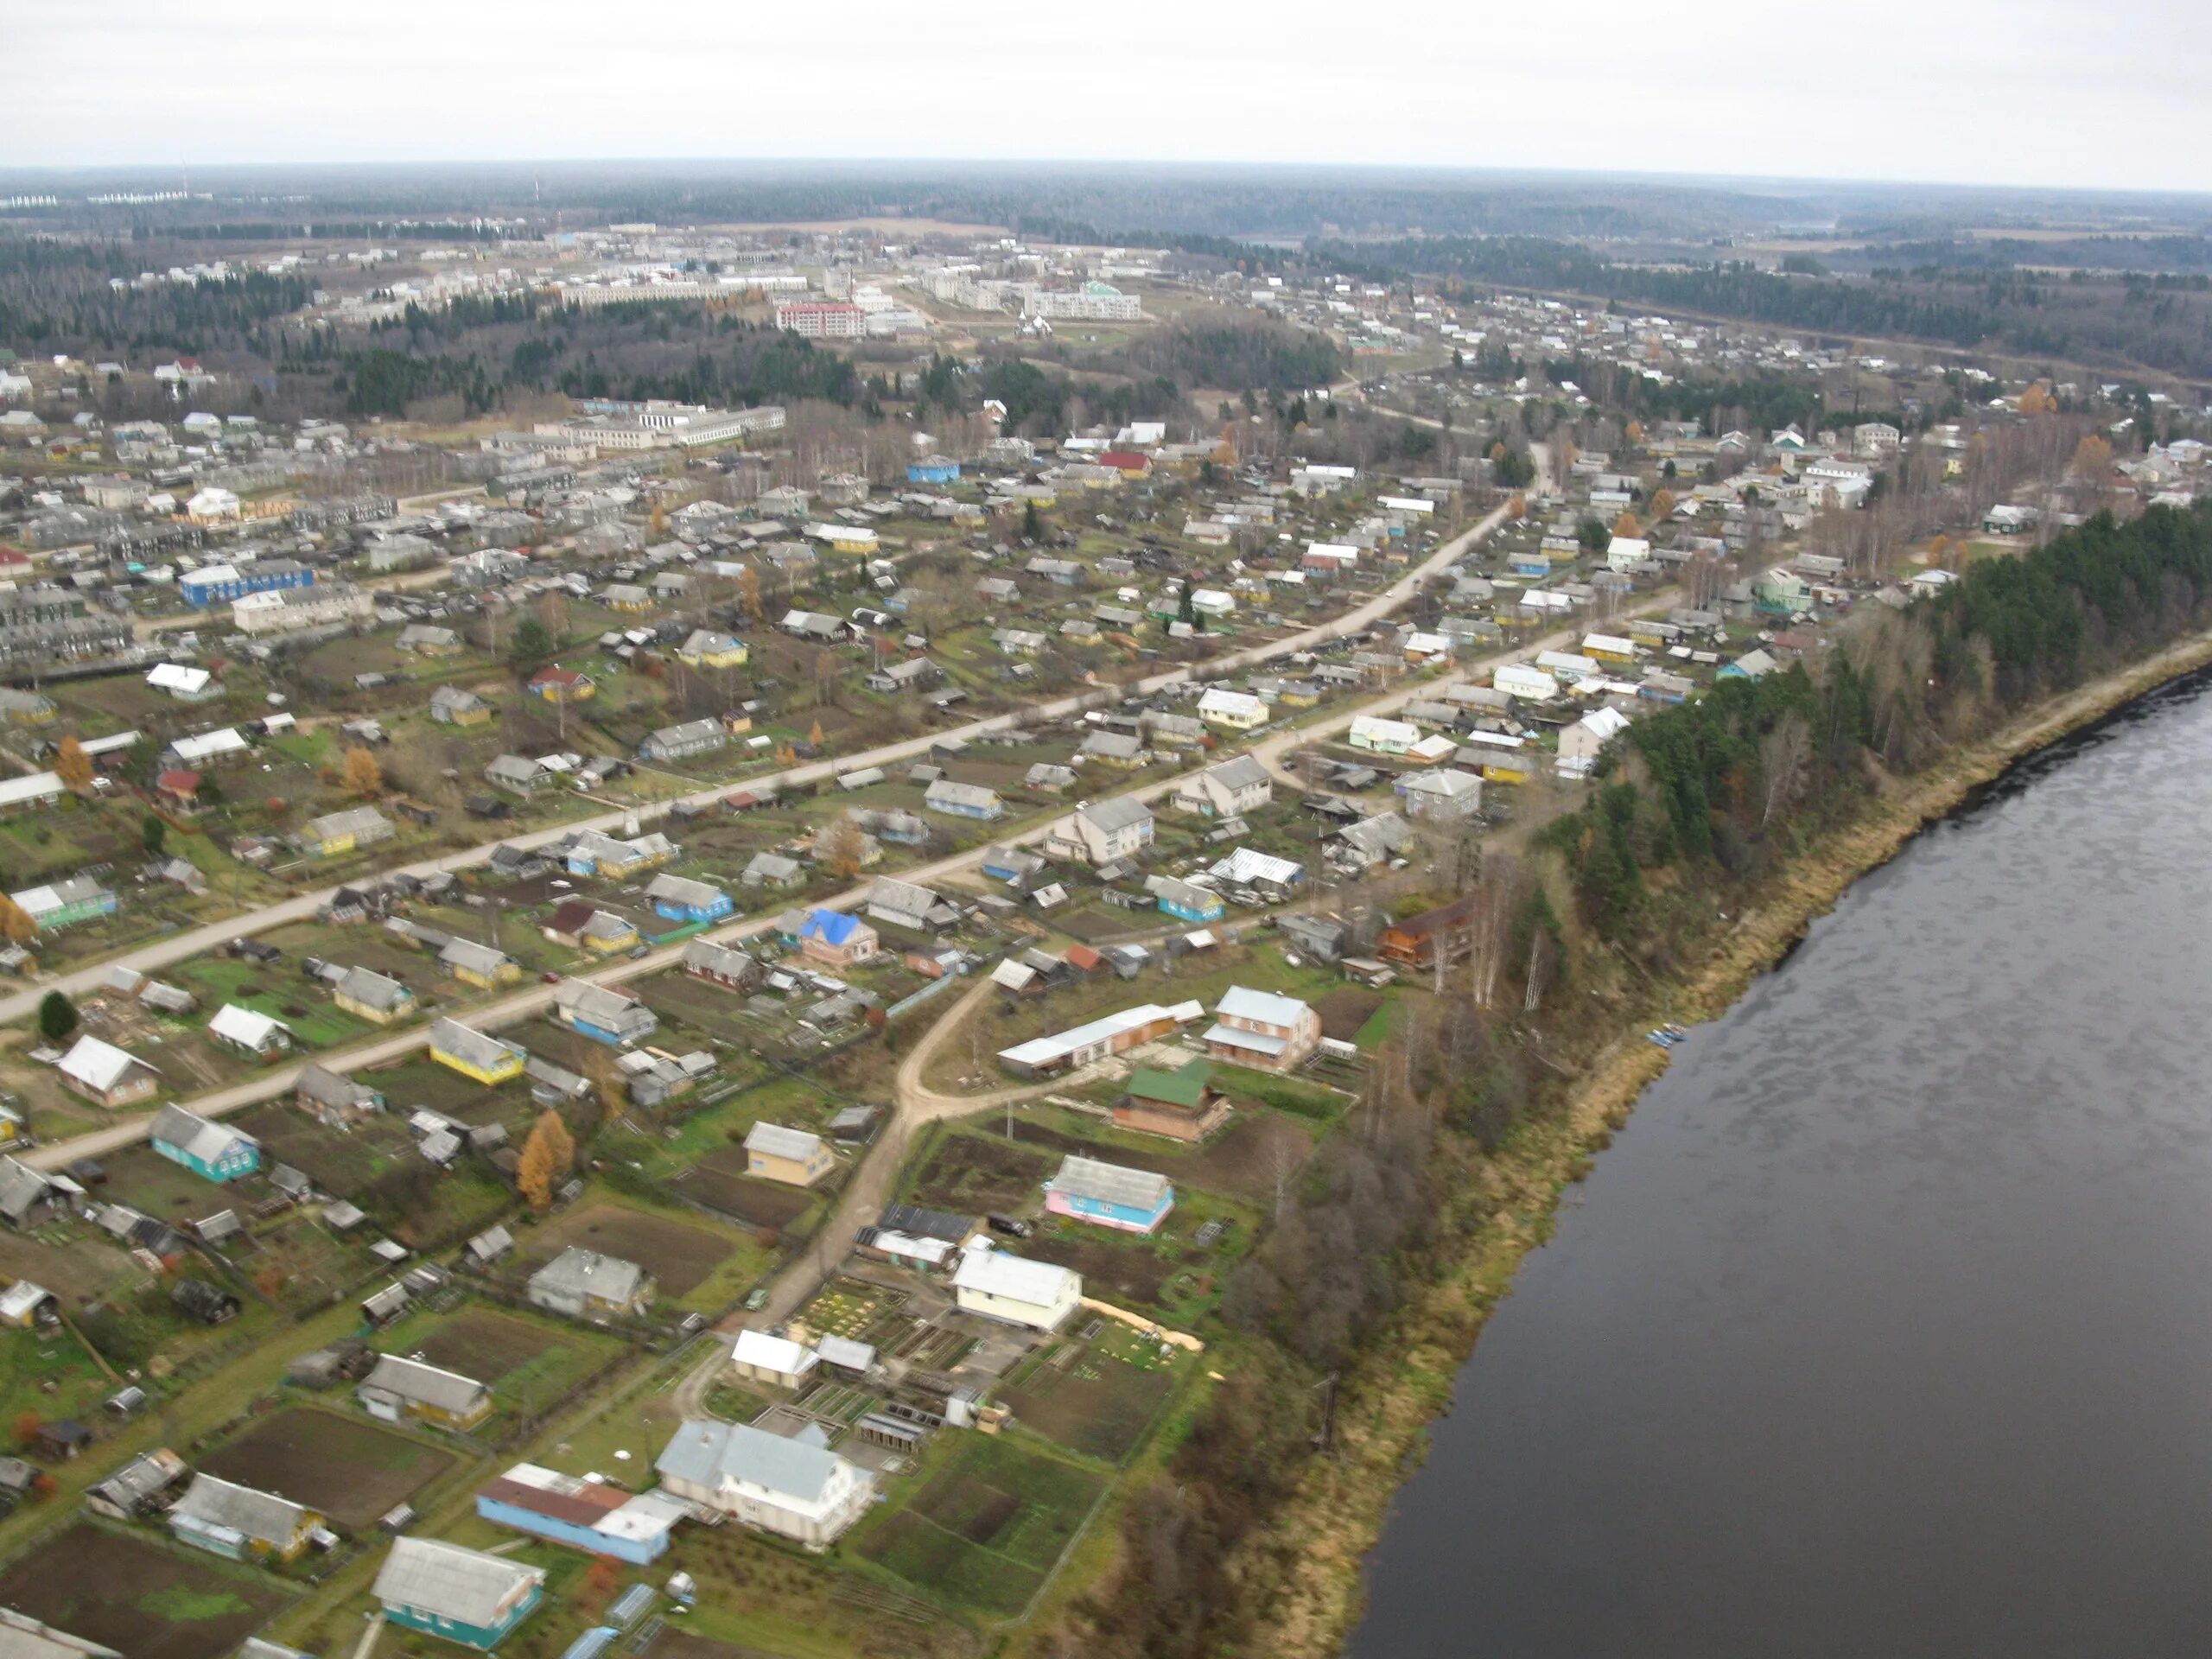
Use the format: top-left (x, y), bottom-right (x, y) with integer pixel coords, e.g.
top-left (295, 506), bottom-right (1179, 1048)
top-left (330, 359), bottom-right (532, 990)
top-left (0, 503), bottom-right (1512, 1027)
top-left (21, 497), bottom-right (1651, 1173)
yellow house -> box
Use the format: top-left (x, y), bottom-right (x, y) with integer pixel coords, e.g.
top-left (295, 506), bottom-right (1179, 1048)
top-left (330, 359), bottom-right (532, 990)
top-left (1479, 758), bottom-right (1533, 785)
top-left (441, 939), bottom-right (523, 989)
top-left (743, 1122), bottom-right (836, 1188)
top-left (357, 1354), bottom-right (494, 1432)
top-left (334, 967), bottom-right (416, 1026)
top-left (429, 1018), bottom-right (524, 1085)
top-left (811, 524), bottom-right (878, 553)
top-left (1197, 689), bottom-right (1269, 730)
top-left (1274, 683), bottom-right (1319, 709)
top-left (677, 631), bottom-right (750, 670)
top-left (170, 1474), bottom-right (322, 1563)
top-left (579, 910), bottom-right (641, 954)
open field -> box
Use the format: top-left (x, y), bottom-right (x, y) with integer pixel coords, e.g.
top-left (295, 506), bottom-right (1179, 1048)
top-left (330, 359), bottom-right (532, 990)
top-left (200, 1405), bottom-right (455, 1529)
top-left (0, 1523), bottom-right (289, 1659)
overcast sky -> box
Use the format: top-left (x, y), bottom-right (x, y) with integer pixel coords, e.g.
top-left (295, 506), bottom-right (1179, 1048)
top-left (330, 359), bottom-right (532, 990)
top-left (9, 0), bottom-right (2210, 194)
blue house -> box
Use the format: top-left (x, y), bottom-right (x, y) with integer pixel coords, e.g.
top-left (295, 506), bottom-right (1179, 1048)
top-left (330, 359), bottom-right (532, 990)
top-left (1146, 875), bottom-right (1224, 924)
top-left (374, 1537), bottom-right (544, 1651)
top-left (645, 874), bottom-right (734, 926)
top-left (149, 1104), bottom-right (260, 1183)
top-left (907, 455), bottom-right (961, 485)
top-left (179, 560), bottom-right (314, 607)
top-left (476, 1465), bottom-right (678, 1565)
top-left (1508, 551), bottom-right (1553, 579)
top-left (1044, 1154), bottom-right (1174, 1235)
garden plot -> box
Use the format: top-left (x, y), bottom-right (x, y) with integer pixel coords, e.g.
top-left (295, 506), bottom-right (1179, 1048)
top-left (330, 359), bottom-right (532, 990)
top-left (997, 1323), bottom-right (1182, 1464)
top-left (855, 1435), bottom-right (1104, 1616)
top-left (511, 1199), bottom-right (756, 1306)
top-left (0, 1524), bottom-right (290, 1659)
top-left (199, 1405), bottom-right (455, 1529)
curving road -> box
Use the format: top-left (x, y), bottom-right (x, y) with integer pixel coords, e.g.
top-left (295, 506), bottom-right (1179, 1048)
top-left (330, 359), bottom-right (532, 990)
top-left (0, 501), bottom-right (1512, 1028)
top-left (23, 494), bottom-right (1657, 1174)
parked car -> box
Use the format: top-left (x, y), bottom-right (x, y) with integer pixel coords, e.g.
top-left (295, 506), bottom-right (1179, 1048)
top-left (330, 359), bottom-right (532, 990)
top-left (988, 1213), bottom-right (1032, 1239)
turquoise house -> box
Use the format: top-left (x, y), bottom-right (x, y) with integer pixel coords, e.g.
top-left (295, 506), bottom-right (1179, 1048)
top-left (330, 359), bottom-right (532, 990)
top-left (1146, 875), bottom-right (1224, 924)
top-left (374, 1537), bottom-right (545, 1651)
top-left (149, 1103), bottom-right (259, 1183)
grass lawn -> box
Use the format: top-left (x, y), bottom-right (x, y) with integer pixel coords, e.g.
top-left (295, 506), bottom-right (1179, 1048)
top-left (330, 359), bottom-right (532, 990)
top-left (167, 955), bottom-right (379, 1050)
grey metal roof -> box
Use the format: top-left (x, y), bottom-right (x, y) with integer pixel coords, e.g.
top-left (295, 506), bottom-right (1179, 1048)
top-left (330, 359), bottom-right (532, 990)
top-left (429, 1018), bottom-right (521, 1072)
top-left (297, 1061), bottom-right (374, 1109)
top-left (529, 1247), bottom-right (650, 1304)
top-left (373, 1536), bottom-right (543, 1626)
top-left (1079, 796), bottom-right (1154, 834)
top-left (1048, 1154), bottom-right (1173, 1213)
top-left (0, 1159), bottom-right (54, 1223)
top-left (336, 965), bottom-right (410, 1011)
top-left (654, 1418), bottom-right (846, 1504)
top-left (171, 1472), bottom-right (309, 1545)
top-left (149, 1104), bottom-right (254, 1166)
top-left (1206, 754), bottom-right (1272, 791)
top-left (552, 978), bottom-right (651, 1029)
top-left (645, 873), bottom-right (725, 909)
top-left (438, 938), bottom-right (510, 976)
top-left (743, 1122), bottom-right (823, 1163)
top-left (359, 1353), bottom-right (486, 1414)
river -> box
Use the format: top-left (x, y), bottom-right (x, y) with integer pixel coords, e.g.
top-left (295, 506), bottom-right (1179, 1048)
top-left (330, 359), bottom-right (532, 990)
top-left (1350, 667), bottom-right (2212, 1658)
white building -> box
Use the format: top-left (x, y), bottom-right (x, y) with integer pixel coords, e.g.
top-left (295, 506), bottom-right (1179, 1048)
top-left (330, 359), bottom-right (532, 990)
top-left (654, 1419), bottom-right (874, 1546)
top-left (953, 1247), bottom-right (1083, 1331)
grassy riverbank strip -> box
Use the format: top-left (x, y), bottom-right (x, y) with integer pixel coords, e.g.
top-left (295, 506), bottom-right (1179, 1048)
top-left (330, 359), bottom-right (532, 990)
top-left (1252, 620), bottom-right (2212, 1657)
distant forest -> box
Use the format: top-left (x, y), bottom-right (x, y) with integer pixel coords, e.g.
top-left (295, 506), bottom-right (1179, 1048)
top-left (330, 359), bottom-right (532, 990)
top-left (1352, 233), bottom-right (2212, 383)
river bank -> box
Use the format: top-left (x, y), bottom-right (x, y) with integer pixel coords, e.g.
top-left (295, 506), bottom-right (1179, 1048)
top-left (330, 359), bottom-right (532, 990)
top-left (1251, 619), bottom-right (2212, 1659)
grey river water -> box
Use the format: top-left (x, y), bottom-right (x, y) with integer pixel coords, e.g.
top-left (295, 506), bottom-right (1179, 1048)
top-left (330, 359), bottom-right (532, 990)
top-left (1348, 667), bottom-right (2212, 1658)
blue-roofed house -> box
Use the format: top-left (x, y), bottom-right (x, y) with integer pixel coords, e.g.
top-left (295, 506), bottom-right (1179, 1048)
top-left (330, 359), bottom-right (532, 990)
top-left (1044, 1154), bottom-right (1175, 1234)
top-left (791, 907), bottom-right (878, 967)
top-left (180, 560), bottom-right (313, 607)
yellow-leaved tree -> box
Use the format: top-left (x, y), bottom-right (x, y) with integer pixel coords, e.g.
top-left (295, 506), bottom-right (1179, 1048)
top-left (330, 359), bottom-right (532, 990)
top-left (53, 736), bottom-right (92, 792)
top-left (1613, 511), bottom-right (1640, 537)
top-left (518, 1109), bottom-right (576, 1211)
top-left (342, 747), bottom-right (383, 798)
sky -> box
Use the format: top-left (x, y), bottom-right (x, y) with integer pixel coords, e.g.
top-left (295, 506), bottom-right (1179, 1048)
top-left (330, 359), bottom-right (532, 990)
top-left (8, 0), bottom-right (2212, 194)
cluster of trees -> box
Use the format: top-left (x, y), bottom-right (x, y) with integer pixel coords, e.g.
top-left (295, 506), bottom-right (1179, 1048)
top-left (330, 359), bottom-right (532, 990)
top-left (0, 238), bottom-right (314, 354)
top-left (1122, 318), bottom-right (1341, 394)
top-left (1079, 996), bottom-right (1549, 1658)
top-left (1547, 502), bottom-right (2212, 942)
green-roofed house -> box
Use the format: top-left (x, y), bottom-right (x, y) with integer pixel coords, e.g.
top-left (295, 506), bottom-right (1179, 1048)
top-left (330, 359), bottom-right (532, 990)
top-left (1116, 1059), bottom-right (1230, 1142)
